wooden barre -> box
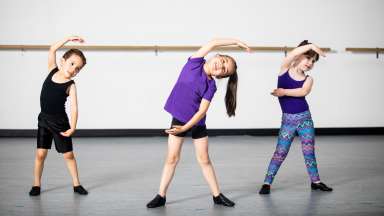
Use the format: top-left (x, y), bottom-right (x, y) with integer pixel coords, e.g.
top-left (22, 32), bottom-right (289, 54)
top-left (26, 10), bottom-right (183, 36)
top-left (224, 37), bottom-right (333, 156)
top-left (345, 47), bottom-right (384, 52)
top-left (0, 45), bottom-right (331, 52)
top-left (346, 47), bottom-right (384, 58)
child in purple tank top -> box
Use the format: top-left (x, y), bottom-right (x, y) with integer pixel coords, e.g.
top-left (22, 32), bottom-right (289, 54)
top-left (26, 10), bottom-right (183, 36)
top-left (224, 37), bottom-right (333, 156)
top-left (147, 38), bottom-right (251, 208)
top-left (259, 40), bottom-right (333, 195)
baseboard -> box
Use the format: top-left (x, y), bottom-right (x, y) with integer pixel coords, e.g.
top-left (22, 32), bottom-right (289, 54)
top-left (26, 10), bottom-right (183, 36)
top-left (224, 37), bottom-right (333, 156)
top-left (0, 127), bottom-right (383, 137)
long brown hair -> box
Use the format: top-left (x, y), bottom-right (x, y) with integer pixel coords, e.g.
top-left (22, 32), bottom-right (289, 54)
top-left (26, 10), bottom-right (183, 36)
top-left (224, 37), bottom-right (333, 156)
top-left (218, 55), bottom-right (238, 117)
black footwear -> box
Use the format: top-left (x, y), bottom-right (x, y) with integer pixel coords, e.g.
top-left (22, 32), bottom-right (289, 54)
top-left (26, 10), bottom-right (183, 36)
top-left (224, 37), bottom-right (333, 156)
top-left (74, 185), bottom-right (88, 195)
top-left (311, 182), bottom-right (333, 192)
top-left (259, 184), bottom-right (271, 195)
top-left (146, 194), bottom-right (166, 208)
top-left (29, 186), bottom-right (41, 196)
top-left (213, 193), bottom-right (235, 207)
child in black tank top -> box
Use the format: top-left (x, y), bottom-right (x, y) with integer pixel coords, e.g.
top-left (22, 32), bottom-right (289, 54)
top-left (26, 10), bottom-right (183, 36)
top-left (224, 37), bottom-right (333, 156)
top-left (29, 36), bottom-right (88, 196)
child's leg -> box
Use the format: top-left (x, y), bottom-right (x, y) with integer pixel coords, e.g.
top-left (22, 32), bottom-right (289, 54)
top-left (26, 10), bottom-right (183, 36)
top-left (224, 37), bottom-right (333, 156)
top-left (63, 151), bottom-right (81, 186)
top-left (33, 149), bottom-right (48, 186)
top-left (193, 136), bottom-right (220, 196)
top-left (263, 123), bottom-right (296, 184)
top-left (297, 119), bottom-right (320, 183)
top-left (158, 134), bottom-right (184, 197)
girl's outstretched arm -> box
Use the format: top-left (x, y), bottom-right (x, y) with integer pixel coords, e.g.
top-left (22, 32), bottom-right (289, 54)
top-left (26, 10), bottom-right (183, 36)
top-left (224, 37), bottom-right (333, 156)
top-left (271, 77), bottom-right (314, 97)
top-left (60, 84), bottom-right (78, 137)
top-left (165, 99), bottom-right (211, 135)
top-left (191, 38), bottom-right (251, 58)
top-left (280, 44), bottom-right (325, 74)
top-left (48, 36), bottom-right (84, 71)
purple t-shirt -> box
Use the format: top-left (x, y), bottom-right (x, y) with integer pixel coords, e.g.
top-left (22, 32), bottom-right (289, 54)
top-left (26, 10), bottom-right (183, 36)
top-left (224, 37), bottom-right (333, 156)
top-left (164, 57), bottom-right (217, 126)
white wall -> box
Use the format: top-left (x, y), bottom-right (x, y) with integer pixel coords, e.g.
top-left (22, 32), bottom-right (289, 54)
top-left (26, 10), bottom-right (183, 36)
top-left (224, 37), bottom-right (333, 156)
top-left (0, 0), bottom-right (383, 129)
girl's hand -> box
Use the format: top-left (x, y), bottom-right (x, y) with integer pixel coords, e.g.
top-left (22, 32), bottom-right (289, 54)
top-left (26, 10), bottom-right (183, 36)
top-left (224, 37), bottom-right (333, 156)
top-left (271, 88), bottom-right (285, 97)
top-left (237, 41), bottom-right (251, 52)
top-left (67, 36), bottom-right (85, 43)
top-left (165, 125), bottom-right (186, 135)
top-left (60, 128), bottom-right (75, 137)
top-left (310, 44), bottom-right (326, 57)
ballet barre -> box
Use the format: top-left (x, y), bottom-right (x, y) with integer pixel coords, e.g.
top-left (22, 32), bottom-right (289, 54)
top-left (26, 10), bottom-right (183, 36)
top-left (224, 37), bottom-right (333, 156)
top-left (346, 47), bottom-right (384, 58)
top-left (0, 45), bottom-right (331, 56)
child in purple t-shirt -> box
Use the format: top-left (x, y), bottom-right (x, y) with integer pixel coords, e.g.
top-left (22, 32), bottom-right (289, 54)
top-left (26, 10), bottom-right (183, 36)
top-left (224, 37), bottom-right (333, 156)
top-left (147, 38), bottom-right (251, 208)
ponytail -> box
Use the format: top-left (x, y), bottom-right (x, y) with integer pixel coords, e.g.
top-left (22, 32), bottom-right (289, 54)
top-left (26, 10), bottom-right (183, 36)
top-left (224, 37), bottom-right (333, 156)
top-left (216, 54), bottom-right (238, 117)
top-left (225, 70), bottom-right (238, 117)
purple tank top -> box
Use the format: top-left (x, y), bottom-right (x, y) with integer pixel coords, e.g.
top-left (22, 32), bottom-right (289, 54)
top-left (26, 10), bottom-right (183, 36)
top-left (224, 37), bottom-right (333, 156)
top-left (277, 71), bottom-right (309, 114)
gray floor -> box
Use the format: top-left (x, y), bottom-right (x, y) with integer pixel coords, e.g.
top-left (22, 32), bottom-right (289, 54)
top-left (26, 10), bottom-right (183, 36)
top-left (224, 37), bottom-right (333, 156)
top-left (1, 135), bottom-right (384, 216)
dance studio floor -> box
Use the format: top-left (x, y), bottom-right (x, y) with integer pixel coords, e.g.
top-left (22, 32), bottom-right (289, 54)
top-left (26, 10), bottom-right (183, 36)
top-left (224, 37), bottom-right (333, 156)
top-left (1, 135), bottom-right (383, 216)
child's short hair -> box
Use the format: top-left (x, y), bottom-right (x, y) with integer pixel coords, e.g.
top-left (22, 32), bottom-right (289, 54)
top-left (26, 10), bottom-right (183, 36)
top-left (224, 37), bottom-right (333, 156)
top-left (298, 40), bottom-right (319, 62)
top-left (62, 49), bottom-right (87, 66)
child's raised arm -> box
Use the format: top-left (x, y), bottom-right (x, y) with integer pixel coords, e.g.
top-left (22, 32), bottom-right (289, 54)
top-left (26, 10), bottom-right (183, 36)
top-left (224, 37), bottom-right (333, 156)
top-left (280, 44), bottom-right (325, 74)
top-left (191, 38), bottom-right (251, 58)
top-left (48, 36), bottom-right (84, 71)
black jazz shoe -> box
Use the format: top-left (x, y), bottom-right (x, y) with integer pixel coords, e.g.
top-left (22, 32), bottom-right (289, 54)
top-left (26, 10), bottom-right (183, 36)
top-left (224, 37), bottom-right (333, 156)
top-left (29, 186), bottom-right (41, 196)
top-left (259, 184), bottom-right (271, 195)
top-left (213, 193), bottom-right (235, 207)
top-left (146, 194), bottom-right (166, 208)
top-left (74, 185), bottom-right (88, 195)
top-left (311, 182), bottom-right (333, 192)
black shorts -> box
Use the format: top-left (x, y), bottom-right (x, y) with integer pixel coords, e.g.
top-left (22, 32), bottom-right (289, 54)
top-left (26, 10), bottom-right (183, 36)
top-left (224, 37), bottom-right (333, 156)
top-left (171, 118), bottom-right (208, 139)
top-left (37, 112), bottom-right (73, 153)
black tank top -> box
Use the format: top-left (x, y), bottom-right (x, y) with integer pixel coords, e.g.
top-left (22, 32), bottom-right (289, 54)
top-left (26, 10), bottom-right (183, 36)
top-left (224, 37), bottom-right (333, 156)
top-left (40, 67), bottom-right (75, 116)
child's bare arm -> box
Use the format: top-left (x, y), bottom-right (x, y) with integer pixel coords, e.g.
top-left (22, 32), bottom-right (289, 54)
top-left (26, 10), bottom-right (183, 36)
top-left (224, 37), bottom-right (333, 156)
top-left (165, 99), bottom-right (211, 135)
top-left (191, 38), bottom-right (251, 58)
top-left (60, 84), bottom-right (78, 137)
top-left (280, 44), bottom-right (325, 74)
top-left (48, 36), bottom-right (84, 71)
top-left (271, 77), bottom-right (314, 97)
